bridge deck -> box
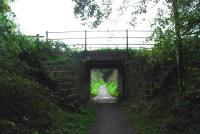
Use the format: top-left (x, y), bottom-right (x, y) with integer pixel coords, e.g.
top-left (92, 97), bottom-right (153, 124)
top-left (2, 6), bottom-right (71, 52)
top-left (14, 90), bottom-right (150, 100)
top-left (86, 50), bottom-right (127, 61)
top-left (85, 50), bottom-right (127, 68)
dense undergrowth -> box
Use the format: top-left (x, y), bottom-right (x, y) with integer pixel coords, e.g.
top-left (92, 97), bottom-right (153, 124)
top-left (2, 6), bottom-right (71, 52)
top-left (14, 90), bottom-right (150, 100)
top-left (0, 74), bottom-right (96, 133)
top-left (0, 2), bottom-right (95, 132)
top-left (1, 0), bottom-right (200, 133)
top-left (120, 36), bottom-right (200, 134)
top-left (91, 69), bottom-right (105, 96)
top-left (91, 80), bottom-right (105, 97)
top-left (90, 69), bottom-right (119, 97)
top-left (121, 100), bottom-right (159, 134)
top-left (0, 33), bottom-right (96, 133)
top-left (0, 1), bottom-right (96, 133)
top-left (106, 81), bottom-right (118, 97)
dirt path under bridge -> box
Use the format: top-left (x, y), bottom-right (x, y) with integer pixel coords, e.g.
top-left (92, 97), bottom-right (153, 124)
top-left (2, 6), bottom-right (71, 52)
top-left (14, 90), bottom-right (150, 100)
top-left (90, 104), bottom-right (135, 134)
top-left (90, 86), bottom-right (135, 134)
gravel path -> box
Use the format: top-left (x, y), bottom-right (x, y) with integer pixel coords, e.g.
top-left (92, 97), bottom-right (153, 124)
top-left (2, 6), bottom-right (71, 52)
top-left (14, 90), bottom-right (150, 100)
top-left (90, 103), bottom-right (135, 134)
top-left (91, 85), bottom-right (117, 103)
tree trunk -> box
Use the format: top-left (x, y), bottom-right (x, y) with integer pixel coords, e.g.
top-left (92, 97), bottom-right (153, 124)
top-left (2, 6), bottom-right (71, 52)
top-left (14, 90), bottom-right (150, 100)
top-left (172, 0), bottom-right (184, 91)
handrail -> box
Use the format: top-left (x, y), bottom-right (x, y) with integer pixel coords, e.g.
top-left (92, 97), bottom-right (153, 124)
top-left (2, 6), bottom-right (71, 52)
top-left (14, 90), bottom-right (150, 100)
top-left (48, 36), bottom-right (150, 40)
top-left (46, 30), bottom-right (153, 51)
top-left (48, 43), bottom-right (154, 46)
top-left (48, 30), bottom-right (153, 33)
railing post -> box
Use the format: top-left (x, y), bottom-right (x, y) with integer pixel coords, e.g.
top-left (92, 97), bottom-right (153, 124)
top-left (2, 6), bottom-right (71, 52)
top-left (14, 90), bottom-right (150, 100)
top-left (85, 30), bottom-right (87, 51)
top-left (125, 29), bottom-right (129, 98)
top-left (46, 31), bottom-right (48, 42)
top-left (36, 34), bottom-right (40, 42)
top-left (126, 29), bottom-right (129, 52)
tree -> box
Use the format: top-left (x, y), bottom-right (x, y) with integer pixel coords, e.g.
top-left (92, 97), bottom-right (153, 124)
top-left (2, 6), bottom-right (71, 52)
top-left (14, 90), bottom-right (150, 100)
top-left (0, 0), bottom-right (16, 37)
top-left (72, 0), bottom-right (162, 28)
top-left (72, 0), bottom-right (199, 33)
top-left (72, 0), bottom-right (112, 28)
top-left (72, 0), bottom-right (199, 92)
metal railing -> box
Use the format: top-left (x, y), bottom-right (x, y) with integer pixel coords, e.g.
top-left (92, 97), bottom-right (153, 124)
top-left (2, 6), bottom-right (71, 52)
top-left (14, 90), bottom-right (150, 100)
top-left (46, 30), bottom-right (154, 51)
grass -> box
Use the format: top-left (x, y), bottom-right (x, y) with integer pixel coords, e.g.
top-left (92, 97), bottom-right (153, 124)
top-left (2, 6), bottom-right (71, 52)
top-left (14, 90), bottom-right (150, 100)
top-left (91, 80), bottom-right (105, 97)
top-left (32, 103), bottom-right (96, 134)
top-left (66, 104), bottom-right (96, 134)
top-left (120, 100), bottom-right (160, 134)
top-left (106, 81), bottom-right (119, 97)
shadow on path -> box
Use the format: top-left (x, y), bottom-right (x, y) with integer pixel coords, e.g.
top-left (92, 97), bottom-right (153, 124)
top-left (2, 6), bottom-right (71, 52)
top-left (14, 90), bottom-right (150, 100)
top-left (90, 103), bottom-right (135, 134)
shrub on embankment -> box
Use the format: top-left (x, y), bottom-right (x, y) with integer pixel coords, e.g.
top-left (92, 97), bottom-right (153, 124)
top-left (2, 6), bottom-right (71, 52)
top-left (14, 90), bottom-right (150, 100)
top-left (0, 34), bottom-right (94, 133)
top-left (1, 1), bottom-right (92, 131)
top-left (0, 21), bottom-right (91, 133)
top-left (0, 0), bottom-right (94, 134)
top-left (122, 41), bottom-right (200, 133)
top-left (0, 33), bottom-right (93, 132)
top-left (0, 75), bottom-right (56, 133)
top-left (0, 74), bottom-right (95, 134)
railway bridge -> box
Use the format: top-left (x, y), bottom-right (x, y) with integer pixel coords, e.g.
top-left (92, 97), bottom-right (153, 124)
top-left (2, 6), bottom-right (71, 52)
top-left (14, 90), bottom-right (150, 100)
top-left (46, 30), bottom-right (153, 99)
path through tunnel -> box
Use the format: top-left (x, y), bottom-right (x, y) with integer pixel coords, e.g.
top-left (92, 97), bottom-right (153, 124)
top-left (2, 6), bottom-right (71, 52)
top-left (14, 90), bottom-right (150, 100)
top-left (86, 64), bottom-right (127, 102)
top-left (85, 50), bottom-right (128, 101)
top-left (87, 65), bottom-right (134, 134)
top-left (90, 68), bottom-right (121, 103)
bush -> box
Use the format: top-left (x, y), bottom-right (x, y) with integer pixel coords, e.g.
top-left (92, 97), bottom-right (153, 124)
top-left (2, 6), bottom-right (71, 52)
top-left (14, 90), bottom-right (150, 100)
top-left (106, 81), bottom-right (119, 97)
top-left (0, 75), bottom-right (54, 133)
top-left (91, 80), bottom-right (105, 97)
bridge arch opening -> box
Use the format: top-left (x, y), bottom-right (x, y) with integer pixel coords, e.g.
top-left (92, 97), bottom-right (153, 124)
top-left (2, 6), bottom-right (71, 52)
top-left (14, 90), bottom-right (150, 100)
top-left (85, 50), bottom-right (128, 101)
top-left (86, 67), bottom-right (126, 102)
top-left (90, 68), bottom-right (120, 97)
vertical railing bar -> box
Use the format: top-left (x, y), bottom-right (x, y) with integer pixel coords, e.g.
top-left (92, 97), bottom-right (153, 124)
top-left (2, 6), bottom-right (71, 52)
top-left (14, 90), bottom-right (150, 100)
top-left (126, 29), bottom-right (129, 53)
top-left (126, 29), bottom-right (129, 98)
top-left (85, 29), bottom-right (87, 51)
top-left (36, 34), bottom-right (40, 42)
top-left (46, 31), bottom-right (48, 42)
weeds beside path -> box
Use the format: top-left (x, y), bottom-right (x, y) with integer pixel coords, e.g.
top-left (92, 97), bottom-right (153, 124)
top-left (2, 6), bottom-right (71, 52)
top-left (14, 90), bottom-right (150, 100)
top-left (67, 104), bottom-right (96, 134)
top-left (120, 101), bottom-right (160, 134)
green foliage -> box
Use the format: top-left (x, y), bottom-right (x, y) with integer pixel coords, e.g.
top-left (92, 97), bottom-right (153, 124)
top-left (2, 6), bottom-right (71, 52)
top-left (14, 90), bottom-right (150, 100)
top-left (72, 0), bottom-right (112, 28)
top-left (1, 1), bottom-right (199, 133)
top-left (0, 1), bottom-right (94, 133)
top-left (151, 28), bottom-right (177, 63)
top-left (90, 69), bottom-right (119, 97)
top-left (0, 2), bottom-right (93, 132)
top-left (120, 100), bottom-right (160, 134)
top-left (67, 105), bottom-right (96, 134)
top-left (101, 69), bottom-right (114, 82)
top-left (106, 81), bottom-right (119, 97)
top-left (0, 14), bottom-right (93, 131)
top-left (125, 45), bottom-right (200, 134)
top-left (91, 80), bottom-right (105, 97)
top-left (0, 0), bottom-right (16, 37)
top-left (91, 69), bottom-right (105, 96)
top-left (0, 75), bottom-right (53, 133)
